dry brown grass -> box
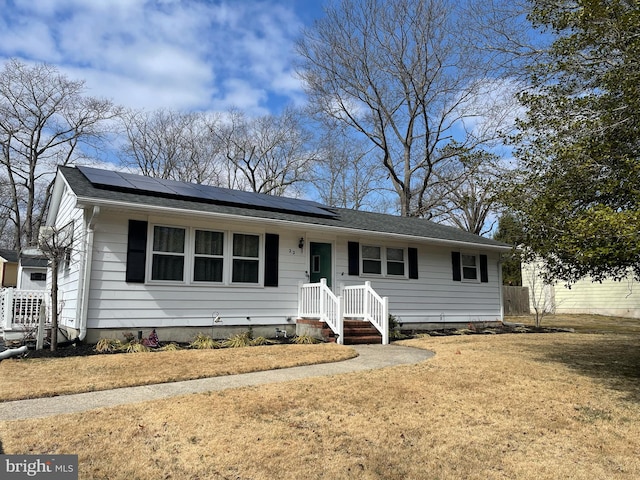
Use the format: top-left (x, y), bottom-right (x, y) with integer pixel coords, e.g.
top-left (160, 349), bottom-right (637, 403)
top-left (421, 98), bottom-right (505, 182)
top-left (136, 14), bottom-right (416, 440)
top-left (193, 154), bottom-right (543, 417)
top-left (0, 343), bottom-right (356, 401)
top-left (1, 318), bottom-right (639, 479)
top-left (511, 313), bottom-right (640, 335)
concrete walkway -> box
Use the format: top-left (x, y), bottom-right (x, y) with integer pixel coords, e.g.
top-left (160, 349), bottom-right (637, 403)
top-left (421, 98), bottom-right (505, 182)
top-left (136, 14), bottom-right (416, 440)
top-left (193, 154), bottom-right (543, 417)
top-left (0, 344), bottom-right (433, 421)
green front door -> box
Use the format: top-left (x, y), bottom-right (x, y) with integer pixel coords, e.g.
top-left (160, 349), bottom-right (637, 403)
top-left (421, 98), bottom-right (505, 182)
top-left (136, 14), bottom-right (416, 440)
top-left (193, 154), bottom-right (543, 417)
top-left (309, 242), bottom-right (332, 287)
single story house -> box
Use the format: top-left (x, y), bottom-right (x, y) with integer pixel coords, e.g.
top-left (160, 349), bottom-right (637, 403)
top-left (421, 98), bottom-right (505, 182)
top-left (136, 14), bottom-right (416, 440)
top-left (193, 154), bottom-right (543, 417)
top-left (45, 165), bottom-right (512, 344)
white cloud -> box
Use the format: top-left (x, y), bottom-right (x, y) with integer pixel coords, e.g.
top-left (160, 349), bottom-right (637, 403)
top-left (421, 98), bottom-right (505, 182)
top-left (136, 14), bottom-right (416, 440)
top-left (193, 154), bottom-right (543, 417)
top-left (0, 0), bottom-right (309, 113)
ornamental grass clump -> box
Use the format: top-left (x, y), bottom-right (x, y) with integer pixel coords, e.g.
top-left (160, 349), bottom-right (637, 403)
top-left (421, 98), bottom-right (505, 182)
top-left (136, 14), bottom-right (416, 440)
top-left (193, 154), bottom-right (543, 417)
top-left (123, 341), bottom-right (150, 353)
top-left (94, 338), bottom-right (123, 353)
top-left (292, 334), bottom-right (319, 344)
top-left (190, 333), bottom-right (222, 349)
top-left (223, 332), bottom-right (253, 348)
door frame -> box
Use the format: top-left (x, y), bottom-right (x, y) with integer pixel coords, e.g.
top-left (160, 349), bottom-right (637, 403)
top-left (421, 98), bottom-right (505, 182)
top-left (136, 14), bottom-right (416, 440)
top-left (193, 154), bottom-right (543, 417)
top-left (308, 241), bottom-right (334, 288)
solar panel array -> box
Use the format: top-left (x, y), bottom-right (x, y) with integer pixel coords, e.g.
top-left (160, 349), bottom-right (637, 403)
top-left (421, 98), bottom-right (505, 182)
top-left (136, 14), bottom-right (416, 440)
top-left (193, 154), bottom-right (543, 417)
top-left (77, 166), bottom-right (338, 218)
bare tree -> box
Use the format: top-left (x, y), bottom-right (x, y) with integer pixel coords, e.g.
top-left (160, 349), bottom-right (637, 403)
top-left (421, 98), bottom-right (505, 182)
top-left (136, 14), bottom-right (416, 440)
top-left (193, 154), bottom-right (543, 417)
top-left (119, 109), bottom-right (222, 185)
top-left (426, 148), bottom-right (502, 235)
top-left (38, 222), bottom-right (74, 351)
top-left (213, 107), bottom-right (317, 195)
top-left (297, 0), bottom-right (509, 217)
top-left (522, 259), bottom-right (556, 328)
top-left (311, 120), bottom-right (388, 210)
top-left (0, 59), bottom-right (119, 249)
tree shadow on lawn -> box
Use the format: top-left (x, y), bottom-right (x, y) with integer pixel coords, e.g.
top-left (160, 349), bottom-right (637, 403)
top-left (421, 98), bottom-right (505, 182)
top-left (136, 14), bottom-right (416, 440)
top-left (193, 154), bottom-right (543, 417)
top-left (531, 334), bottom-right (640, 403)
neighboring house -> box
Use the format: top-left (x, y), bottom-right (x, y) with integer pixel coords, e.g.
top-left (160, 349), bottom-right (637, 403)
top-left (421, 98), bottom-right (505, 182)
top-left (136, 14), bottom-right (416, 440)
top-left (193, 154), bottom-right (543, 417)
top-left (1, 249), bottom-right (48, 341)
top-left (0, 248), bottom-right (47, 290)
top-left (17, 250), bottom-right (48, 290)
top-left (0, 249), bottom-right (18, 288)
top-left (45, 165), bottom-right (512, 343)
top-left (522, 262), bottom-right (640, 319)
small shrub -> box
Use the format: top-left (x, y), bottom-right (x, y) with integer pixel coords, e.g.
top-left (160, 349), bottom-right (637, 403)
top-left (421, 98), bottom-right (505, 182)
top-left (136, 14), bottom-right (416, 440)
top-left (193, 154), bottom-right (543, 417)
top-left (223, 332), bottom-right (253, 348)
top-left (94, 338), bottom-right (122, 353)
top-left (292, 334), bottom-right (319, 344)
top-left (123, 341), bottom-right (150, 353)
top-left (190, 333), bottom-right (221, 349)
top-left (122, 332), bottom-right (135, 343)
top-left (251, 336), bottom-right (273, 346)
top-left (159, 342), bottom-right (181, 351)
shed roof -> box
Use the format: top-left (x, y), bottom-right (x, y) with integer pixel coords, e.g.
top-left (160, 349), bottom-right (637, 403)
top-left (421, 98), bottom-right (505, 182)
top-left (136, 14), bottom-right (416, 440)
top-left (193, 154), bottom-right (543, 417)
top-left (58, 166), bottom-right (511, 251)
top-left (0, 249), bottom-right (18, 263)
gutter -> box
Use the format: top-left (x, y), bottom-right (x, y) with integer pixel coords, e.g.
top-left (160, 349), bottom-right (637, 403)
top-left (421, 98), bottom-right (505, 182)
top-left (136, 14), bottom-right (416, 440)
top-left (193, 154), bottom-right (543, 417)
top-left (76, 206), bottom-right (99, 341)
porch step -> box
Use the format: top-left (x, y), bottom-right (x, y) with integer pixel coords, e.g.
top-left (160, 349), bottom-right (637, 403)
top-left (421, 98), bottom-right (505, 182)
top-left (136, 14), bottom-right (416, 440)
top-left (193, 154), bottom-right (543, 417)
top-left (296, 318), bottom-right (382, 344)
top-left (342, 320), bottom-right (382, 345)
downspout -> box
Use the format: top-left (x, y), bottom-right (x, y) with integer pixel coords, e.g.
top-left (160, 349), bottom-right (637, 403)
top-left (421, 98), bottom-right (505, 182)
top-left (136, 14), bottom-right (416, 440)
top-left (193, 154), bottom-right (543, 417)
top-left (498, 256), bottom-right (504, 322)
top-left (77, 206), bottom-right (99, 341)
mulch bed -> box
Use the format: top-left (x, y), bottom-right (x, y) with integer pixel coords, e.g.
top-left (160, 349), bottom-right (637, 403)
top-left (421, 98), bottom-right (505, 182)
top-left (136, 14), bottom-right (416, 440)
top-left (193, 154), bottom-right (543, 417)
top-left (3, 323), bottom-right (573, 360)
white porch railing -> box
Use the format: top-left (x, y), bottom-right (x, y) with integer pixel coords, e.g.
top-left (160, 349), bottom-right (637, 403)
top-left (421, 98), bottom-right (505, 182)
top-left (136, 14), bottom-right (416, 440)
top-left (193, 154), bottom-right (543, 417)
top-left (298, 279), bottom-right (343, 344)
top-left (1, 288), bottom-right (49, 332)
top-left (298, 279), bottom-right (389, 345)
top-left (342, 281), bottom-right (389, 345)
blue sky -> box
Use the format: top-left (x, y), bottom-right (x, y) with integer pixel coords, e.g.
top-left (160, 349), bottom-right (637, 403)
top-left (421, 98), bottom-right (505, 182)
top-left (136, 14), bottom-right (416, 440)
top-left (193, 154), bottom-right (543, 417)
top-left (0, 0), bottom-right (326, 115)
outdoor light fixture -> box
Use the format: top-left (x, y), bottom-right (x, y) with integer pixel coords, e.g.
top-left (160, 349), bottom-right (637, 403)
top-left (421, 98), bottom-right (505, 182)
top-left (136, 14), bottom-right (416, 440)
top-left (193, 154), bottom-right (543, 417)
top-left (299, 237), bottom-right (305, 249)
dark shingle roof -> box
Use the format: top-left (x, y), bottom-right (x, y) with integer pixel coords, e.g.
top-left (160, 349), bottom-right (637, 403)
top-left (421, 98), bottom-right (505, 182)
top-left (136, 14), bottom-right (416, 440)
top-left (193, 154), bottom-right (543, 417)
top-left (0, 249), bottom-right (18, 263)
top-left (60, 166), bottom-right (510, 250)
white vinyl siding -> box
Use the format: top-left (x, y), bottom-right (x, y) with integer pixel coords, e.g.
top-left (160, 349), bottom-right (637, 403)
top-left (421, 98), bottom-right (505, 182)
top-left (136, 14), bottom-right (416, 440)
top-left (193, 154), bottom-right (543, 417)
top-left (523, 263), bottom-right (640, 318)
top-left (50, 185), bottom-right (84, 330)
top-left (81, 211), bottom-right (503, 332)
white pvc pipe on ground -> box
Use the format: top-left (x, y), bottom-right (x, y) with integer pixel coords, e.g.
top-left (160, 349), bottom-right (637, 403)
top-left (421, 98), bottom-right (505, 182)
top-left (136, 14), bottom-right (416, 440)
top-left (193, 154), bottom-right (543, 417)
top-left (0, 345), bottom-right (28, 360)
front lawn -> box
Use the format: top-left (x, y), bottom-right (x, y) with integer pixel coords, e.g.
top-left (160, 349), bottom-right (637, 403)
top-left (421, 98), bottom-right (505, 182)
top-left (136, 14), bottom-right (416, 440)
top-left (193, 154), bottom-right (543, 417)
top-left (0, 343), bottom-right (356, 401)
top-left (1, 315), bottom-right (638, 479)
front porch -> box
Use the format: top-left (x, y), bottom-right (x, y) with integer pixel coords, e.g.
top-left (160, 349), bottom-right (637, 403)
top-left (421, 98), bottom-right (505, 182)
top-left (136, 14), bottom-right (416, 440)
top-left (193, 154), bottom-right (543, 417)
top-left (297, 279), bottom-right (390, 345)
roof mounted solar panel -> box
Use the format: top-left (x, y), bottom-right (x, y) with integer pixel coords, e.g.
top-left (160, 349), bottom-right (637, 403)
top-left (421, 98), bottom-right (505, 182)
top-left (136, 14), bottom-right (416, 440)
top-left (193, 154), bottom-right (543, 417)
top-left (77, 166), bottom-right (138, 190)
top-left (77, 165), bottom-right (339, 218)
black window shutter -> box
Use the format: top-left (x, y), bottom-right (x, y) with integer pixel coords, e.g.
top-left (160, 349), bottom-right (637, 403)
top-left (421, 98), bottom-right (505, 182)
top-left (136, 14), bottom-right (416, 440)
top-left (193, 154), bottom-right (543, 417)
top-left (348, 241), bottom-right (359, 276)
top-left (408, 247), bottom-right (419, 279)
top-left (264, 233), bottom-right (279, 287)
top-left (126, 220), bottom-right (148, 283)
top-left (451, 251), bottom-right (461, 282)
top-left (480, 254), bottom-right (489, 283)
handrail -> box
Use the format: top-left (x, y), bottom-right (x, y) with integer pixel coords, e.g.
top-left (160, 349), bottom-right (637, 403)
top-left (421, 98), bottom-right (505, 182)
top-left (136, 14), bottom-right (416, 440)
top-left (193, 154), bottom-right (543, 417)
top-left (298, 279), bottom-right (343, 344)
top-left (342, 281), bottom-right (389, 344)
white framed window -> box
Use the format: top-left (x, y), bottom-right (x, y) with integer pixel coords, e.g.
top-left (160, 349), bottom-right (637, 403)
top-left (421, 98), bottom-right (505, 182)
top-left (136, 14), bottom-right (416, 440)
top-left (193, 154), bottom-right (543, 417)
top-left (151, 226), bottom-right (186, 281)
top-left (232, 233), bottom-right (260, 283)
top-left (193, 229), bottom-right (224, 283)
top-left (386, 247), bottom-right (405, 276)
top-left (361, 245), bottom-right (407, 277)
top-left (147, 225), bottom-right (263, 285)
top-left (461, 253), bottom-right (479, 281)
top-left (362, 245), bottom-right (382, 274)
